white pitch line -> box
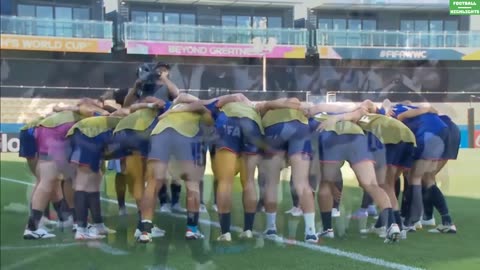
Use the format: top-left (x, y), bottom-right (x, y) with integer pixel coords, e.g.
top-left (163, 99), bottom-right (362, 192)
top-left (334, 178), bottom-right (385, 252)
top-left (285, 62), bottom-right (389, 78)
top-left (1, 242), bottom-right (79, 251)
top-left (2, 248), bottom-right (60, 270)
top-left (1, 176), bottom-right (424, 270)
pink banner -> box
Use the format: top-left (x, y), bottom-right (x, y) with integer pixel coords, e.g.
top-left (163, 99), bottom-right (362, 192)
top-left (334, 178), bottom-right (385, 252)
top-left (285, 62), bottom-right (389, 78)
top-left (125, 41), bottom-right (306, 59)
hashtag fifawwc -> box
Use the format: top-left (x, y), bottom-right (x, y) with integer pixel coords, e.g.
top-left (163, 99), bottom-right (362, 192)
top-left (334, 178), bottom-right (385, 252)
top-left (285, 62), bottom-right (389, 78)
top-left (379, 50), bottom-right (427, 59)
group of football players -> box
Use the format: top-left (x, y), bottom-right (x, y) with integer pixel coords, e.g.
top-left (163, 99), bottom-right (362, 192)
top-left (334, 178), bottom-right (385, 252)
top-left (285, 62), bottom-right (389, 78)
top-left (20, 62), bottom-right (459, 245)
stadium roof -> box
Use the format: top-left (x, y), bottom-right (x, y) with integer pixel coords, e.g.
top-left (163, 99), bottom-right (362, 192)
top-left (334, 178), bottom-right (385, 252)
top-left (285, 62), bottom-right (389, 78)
top-left (122, 0), bottom-right (302, 7)
top-left (310, 0), bottom-right (449, 11)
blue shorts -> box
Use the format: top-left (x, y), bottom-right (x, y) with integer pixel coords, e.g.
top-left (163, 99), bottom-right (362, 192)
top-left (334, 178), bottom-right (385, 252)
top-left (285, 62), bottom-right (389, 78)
top-left (440, 117), bottom-right (460, 160)
top-left (148, 128), bottom-right (205, 166)
top-left (414, 129), bottom-right (448, 161)
top-left (107, 159), bottom-right (122, 173)
top-left (200, 143), bottom-right (218, 164)
top-left (264, 121), bottom-right (312, 156)
top-left (318, 132), bottom-right (373, 165)
top-left (209, 144), bottom-right (216, 158)
top-left (111, 129), bottom-right (151, 159)
top-left (19, 127), bottom-right (37, 159)
top-left (366, 132), bottom-right (386, 169)
top-left (69, 130), bottom-right (113, 173)
top-left (214, 113), bottom-right (263, 155)
top-left (385, 142), bottom-right (415, 168)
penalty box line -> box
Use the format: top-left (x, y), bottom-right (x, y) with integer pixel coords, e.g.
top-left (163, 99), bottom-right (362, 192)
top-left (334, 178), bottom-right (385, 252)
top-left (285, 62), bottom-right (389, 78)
top-left (0, 176), bottom-right (424, 270)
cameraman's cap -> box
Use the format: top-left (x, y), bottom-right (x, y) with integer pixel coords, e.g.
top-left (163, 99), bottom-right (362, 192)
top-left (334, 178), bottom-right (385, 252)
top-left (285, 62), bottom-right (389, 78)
top-left (155, 62), bottom-right (170, 70)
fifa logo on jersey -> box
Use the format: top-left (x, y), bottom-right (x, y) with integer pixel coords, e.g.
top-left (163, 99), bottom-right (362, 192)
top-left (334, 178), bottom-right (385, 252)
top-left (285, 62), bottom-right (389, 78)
top-left (223, 125), bottom-right (241, 137)
top-left (358, 115), bottom-right (371, 124)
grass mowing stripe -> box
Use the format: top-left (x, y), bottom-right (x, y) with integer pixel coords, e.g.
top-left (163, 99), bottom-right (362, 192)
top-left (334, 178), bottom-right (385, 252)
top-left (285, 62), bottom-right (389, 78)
top-left (1, 176), bottom-right (424, 270)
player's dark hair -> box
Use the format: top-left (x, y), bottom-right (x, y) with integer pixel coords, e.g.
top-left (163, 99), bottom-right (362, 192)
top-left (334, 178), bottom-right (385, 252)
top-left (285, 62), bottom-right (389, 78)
top-left (154, 62), bottom-right (170, 70)
top-left (114, 88), bottom-right (129, 106)
top-left (103, 105), bottom-right (118, 113)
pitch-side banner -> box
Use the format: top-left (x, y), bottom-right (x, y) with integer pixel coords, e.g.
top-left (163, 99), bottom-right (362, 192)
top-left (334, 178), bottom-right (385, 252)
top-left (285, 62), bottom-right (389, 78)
top-left (125, 41), bottom-right (306, 59)
top-left (0, 34), bottom-right (113, 53)
top-left (318, 46), bottom-right (480, 60)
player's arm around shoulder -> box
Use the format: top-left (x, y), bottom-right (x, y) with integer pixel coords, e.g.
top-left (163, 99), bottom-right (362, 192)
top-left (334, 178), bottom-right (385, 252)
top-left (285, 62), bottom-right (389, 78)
top-left (157, 101), bottom-right (208, 120)
top-left (173, 93), bottom-right (199, 105)
top-left (214, 93), bottom-right (250, 107)
top-left (129, 98), bottom-right (166, 113)
top-left (110, 108), bottom-right (130, 117)
top-left (396, 105), bottom-right (436, 122)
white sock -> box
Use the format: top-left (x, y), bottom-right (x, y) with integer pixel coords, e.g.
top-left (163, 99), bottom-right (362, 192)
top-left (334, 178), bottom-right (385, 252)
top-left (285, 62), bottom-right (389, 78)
top-left (304, 212), bottom-right (316, 235)
top-left (266, 212), bottom-right (277, 230)
top-left (142, 219), bottom-right (152, 224)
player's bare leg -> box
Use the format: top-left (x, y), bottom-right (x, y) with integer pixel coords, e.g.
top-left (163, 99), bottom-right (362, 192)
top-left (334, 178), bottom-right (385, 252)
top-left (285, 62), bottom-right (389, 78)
top-left (24, 160), bottom-right (59, 240)
top-left (138, 160), bottom-right (168, 243)
top-left (351, 161), bottom-right (400, 243)
top-left (215, 149), bottom-right (238, 242)
top-left (290, 153), bottom-right (318, 242)
top-left (317, 163), bottom-right (342, 239)
top-left (238, 153), bottom-right (260, 239)
top-left (262, 154), bottom-right (284, 239)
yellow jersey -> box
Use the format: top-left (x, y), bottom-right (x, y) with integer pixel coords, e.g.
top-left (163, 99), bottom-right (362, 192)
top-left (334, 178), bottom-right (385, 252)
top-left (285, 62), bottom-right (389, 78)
top-left (220, 102), bottom-right (263, 134)
top-left (262, 108), bottom-right (308, 128)
top-left (113, 108), bottom-right (158, 133)
top-left (357, 114), bottom-right (416, 145)
top-left (313, 113), bottom-right (364, 135)
top-left (38, 111), bottom-right (84, 128)
top-left (20, 116), bottom-right (45, 131)
top-left (151, 104), bottom-right (213, 137)
top-left (67, 116), bottom-right (123, 138)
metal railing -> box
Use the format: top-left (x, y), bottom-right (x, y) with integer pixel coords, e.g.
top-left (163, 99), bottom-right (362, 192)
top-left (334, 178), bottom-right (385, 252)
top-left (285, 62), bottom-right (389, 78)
top-left (0, 16), bottom-right (113, 39)
top-left (316, 29), bottom-right (480, 48)
top-left (307, 90), bottom-right (480, 103)
top-left (124, 23), bottom-right (308, 45)
top-left (2, 85), bottom-right (478, 102)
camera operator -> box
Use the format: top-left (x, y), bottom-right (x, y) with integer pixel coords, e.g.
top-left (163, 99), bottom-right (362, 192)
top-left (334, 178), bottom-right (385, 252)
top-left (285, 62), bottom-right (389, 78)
top-left (124, 62), bottom-right (179, 107)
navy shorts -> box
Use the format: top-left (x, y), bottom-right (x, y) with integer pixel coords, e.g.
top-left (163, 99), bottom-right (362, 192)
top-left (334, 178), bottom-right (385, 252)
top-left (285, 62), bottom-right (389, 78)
top-left (385, 142), bottom-right (415, 168)
top-left (264, 120), bottom-right (312, 156)
top-left (149, 128), bottom-right (205, 166)
top-left (111, 129), bottom-right (151, 158)
top-left (69, 130), bottom-right (112, 173)
top-left (214, 113), bottom-right (263, 154)
top-left (209, 144), bottom-right (216, 158)
top-left (200, 143), bottom-right (218, 164)
top-left (440, 117), bottom-right (460, 160)
top-left (19, 127), bottom-right (37, 159)
top-left (414, 129), bottom-right (448, 161)
top-left (318, 131), bottom-right (373, 165)
top-left (366, 132), bottom-right (387, 169)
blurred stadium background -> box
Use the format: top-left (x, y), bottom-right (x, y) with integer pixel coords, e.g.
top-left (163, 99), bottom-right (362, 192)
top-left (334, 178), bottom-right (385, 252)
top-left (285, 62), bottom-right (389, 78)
top-left (1, 0), bottom-right (479, 153)
top-left (1, 1), bottom-right (480, 269)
